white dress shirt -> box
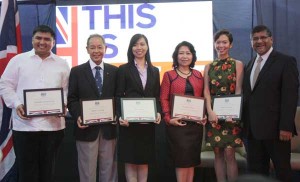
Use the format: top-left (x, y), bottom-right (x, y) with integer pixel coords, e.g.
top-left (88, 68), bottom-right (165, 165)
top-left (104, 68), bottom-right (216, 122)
top-left (0, 49), bottom-right (70, 131)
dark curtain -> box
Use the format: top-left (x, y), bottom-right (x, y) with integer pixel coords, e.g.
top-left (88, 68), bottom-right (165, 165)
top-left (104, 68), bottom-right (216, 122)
top-left (18, 3), bottom-right (56, 52)
top-left (254, 0), bottom-right (300, 60)
top-left (212, 0), bottom-right (253, 63)
top-left (0, 1), bottom-right (55, 51)
top-left (254, 0), bottom-right (300, 104)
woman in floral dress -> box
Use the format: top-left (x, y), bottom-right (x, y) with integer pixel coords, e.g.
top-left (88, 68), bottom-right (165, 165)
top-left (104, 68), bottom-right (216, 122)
top-left (203, 29), bottom-right (244, 182)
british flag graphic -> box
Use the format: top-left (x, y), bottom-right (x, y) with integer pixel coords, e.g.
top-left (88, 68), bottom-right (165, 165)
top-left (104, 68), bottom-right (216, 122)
top-left (56, 6), bottom-right (78, 67)
top-left (0, 0), bottom-right (22, 181)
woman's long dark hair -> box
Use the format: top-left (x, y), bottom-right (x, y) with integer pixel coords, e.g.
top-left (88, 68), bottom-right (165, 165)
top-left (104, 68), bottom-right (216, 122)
top-left (127, 33), bottom-right (153, 67)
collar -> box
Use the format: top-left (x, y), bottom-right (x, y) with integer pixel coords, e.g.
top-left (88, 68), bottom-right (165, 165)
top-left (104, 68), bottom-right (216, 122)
top-left (134, 59), bottom-right (148, 67)
top-left (29, 49), bottom-right (55, 60)
top-left (256, 47), bottom-right (273, 61)
top-left (89, 59), bottom-right (104, 70)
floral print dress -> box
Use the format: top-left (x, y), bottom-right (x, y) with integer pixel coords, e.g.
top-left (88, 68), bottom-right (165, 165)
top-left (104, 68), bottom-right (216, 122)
top-left (205, 57), bottom-right (243, 148)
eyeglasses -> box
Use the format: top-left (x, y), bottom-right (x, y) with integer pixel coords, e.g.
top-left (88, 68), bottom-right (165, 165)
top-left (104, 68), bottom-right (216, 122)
top-left (251, 36), bottom-right (270, 42)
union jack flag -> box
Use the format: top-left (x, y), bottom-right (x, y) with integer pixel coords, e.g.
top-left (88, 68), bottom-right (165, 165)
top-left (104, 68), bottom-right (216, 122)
top-left (0, 0), bottom-right (22, 181)
top-left (56, 6), bottom-right (78, 67)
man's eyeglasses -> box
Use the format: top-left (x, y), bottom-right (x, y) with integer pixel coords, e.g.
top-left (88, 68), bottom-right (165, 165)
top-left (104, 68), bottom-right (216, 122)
top-left (251, 36), bottom-right (270, 42)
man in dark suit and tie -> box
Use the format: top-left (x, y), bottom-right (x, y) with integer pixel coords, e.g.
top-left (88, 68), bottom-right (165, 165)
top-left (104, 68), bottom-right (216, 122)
top-left (242, 25), bottom-right (299, 182)
top-left (67, 34), bottom-right (118, 182)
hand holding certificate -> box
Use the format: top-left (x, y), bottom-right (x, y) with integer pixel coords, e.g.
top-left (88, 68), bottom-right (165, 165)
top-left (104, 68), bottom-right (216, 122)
top-left (171, 94), bottom-right (205, 122)
top-left (121, 98), bottom-right (157, 122)
top-left (212, 94), bottom-right (242, 121)
top-left (81, 98), bottom-right (115, 125)
top-left (23, 88), bottom-right (64, 117)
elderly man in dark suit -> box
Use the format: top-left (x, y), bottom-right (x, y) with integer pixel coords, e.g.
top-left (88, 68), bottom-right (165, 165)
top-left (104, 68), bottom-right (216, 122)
top-left (242, 25), bottom-right (299, 182)
top-left (67, 34), bottom-right (118, 182)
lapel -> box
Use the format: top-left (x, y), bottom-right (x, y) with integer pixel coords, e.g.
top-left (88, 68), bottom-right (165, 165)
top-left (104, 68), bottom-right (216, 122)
top-left (144, 67), bottom-right (153, 95)
top-left (129, 63), bottom-right (144, 94)
top-left (102, 63), bottom-right (111, 96)
top-left (252, 50), bottom-right (276, 91)
top-left (245, 58), bottom-right (255, 91)
top-left (82, 61), bottom-right (100, 97)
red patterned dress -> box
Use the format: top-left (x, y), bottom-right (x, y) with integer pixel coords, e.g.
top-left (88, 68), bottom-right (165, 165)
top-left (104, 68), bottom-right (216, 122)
top-left (160, 69), bottom-right (204, 167)
top-left (205, 57), bottom-right (243, 148)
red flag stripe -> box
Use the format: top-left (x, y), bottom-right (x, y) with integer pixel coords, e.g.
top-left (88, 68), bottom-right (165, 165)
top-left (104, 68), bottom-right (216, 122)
top-left (1, 134), bottom-right (13, 162)
top-left (0, 0), bottom-right (22, 180)
top-left (15, 12), bottom-right (22, 53)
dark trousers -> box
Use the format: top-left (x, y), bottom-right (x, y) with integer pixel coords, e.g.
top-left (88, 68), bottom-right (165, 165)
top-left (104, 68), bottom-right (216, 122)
top-left (247, 137), bottom-right (292, 182)
top-left (13, 130), bottom-right (64, 182)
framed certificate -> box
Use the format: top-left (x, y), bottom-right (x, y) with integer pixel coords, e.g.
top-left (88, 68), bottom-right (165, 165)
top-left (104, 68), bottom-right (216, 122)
top-left (121, 98), bottom-right (157, 122)
top-left (81, 98), bottom-right (115, 125)
top-left (171, 94), bottom-right (205, 122)
top-left (23, 88), bottom-right (64, 117)
top-left (212, 94), bottom-right (242, 120)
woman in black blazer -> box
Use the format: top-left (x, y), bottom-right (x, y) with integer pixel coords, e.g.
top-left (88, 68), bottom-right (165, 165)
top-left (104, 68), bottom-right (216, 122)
top-left (116, 34), bottom-right (161, 182)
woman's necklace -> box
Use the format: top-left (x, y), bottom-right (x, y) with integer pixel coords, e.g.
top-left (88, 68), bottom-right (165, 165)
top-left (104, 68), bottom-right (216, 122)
top-left (177, 68), bottom-right (191, 75)
top-left (218, 57), bottom-right (229, 61)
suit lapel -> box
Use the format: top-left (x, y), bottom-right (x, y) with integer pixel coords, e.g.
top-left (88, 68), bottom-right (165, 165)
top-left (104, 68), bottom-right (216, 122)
top-left (129, 63), bottom-right (144, 93)
top-left (245, 58), bottom-right (255, 91)
top-left (253, 51), bottom-right (276, 90)
top-left (144, 67), bottom-right (153, 95)
top-left (82, 61), bottom-right (100, 97)
top-left (102, 63), bottom-right (111, 96)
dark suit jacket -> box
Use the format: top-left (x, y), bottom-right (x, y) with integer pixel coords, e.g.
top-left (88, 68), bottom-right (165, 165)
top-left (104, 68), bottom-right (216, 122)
top-left (67, 61), bottom-right (118, 141)
top-left (242, 50), bottom-right (299, 139)
top-left (115, 62), bottom-right (161, 116)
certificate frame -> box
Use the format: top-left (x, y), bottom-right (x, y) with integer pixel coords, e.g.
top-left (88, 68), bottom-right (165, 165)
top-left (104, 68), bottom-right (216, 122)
top-left (171, 94), bottom-right (205, 122)
top-left (81, 98), bottom-right (115, 125)
top-left (212, 94), bottom-right (243, 121)
top-left (23, 88), bottom-right (64, 117)
top-left (121, 98), bottom-right (157, 123)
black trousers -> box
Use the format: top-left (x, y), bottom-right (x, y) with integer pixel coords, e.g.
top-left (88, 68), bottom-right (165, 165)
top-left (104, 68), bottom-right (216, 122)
top-left (247, 137), bottom-right (292, 182)
top-left (13, 130), bottom-right (64, 182)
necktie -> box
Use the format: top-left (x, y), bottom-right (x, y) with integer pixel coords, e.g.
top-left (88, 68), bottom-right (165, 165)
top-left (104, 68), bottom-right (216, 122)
top-left (95, 66), bottom-right (102, 95)
top-left (252, 56), bottom-right (263, 89)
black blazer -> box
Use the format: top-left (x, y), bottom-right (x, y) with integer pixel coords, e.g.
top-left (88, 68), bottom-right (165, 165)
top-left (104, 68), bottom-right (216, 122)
top-left (242, 50), bottom-right (299, 139)
top-left (67, 61), bottom-right (118, 141)
top-left (115, 63), bottom-right (161, 117)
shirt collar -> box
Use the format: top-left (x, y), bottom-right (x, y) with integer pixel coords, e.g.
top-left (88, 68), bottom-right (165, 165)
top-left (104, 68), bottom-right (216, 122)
top-left (134, 60), bottom-right (148, 68)
top-left (89, 59), bottom-right (104, 70)
top-left (257, 47), bottom-right (273, 61)
top-left (29, 49), bottom-right (55, 60)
